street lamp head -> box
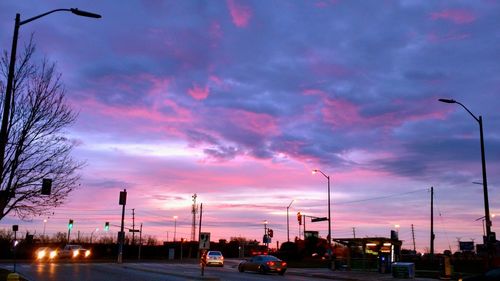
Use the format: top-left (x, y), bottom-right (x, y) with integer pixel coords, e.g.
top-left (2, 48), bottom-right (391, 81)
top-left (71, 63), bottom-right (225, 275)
top-left (312, 169), bottom-right (318, 174)
top-left (70, 8), bottom-right (102, 18)
top-left (438, 98), bottom-right (456, 104)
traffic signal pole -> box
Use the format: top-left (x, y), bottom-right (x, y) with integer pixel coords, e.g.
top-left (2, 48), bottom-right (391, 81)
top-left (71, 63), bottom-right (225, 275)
top-left (118, 189), bottom-right (127, 264)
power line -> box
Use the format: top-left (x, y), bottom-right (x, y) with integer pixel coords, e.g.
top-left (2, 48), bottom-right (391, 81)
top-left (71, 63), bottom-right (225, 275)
top-left (335, 188), bottom-right (427, 205)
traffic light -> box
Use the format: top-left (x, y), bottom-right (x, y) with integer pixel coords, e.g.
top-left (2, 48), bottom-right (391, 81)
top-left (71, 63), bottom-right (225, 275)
top-left (68, 219), bottom-right (73, 230)
top-left (105, 222), bottom-right (109, 231)
top-left (297, 212), bottom-right (302, 225)
top-left (268, 229), bottom-right (274, 238)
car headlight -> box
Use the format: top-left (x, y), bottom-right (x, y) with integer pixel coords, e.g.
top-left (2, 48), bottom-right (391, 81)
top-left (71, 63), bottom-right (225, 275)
top-left (73, 250), bottom-right (79, 258)
top-left (49, 250), bottom-right (58, 259)
top-left (85, 250), bottom-right (91, 257)
top-left (37, 250), bottom-right (46, 259)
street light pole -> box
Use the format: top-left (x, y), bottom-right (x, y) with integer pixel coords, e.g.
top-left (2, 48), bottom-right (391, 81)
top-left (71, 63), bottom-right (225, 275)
top-left (312, 169), bottom-right (332, 262)
top-left (0, 8), bottom-right (101, 185)
top-left (90, 227), bottom-right (99, 244)
top-left (43, 219), bottom-right (47, 236)
top-left (173, 216), bottom-right (178, 242)
top-left (439, 98), bottom-right (493, 265)
top-left (286, 200), bottom-right (294, 242)
top-left (264, 220), bottom-right (268, 249)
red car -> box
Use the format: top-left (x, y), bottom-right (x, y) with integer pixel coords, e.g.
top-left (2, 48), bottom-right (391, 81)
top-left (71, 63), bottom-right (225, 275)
top-left (238, 255), bottom-right (287, 275)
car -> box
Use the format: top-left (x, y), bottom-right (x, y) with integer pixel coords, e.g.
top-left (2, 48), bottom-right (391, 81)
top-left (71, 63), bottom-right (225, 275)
top-left (34, 247), bottom-right (58, 262)
top-left (205, 250), bottom-right (224, 267)
top-left (238, 255), bottom-right (287, 275)
top-left (59, 244), bottom-right (91, 259)
top-left (461, 268), bottom-right (500, 281)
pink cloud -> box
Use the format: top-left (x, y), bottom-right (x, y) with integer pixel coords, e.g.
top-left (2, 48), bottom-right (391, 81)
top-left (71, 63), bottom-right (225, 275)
top-left (81, 97), bottom-right (192, 125)
top-left (305, 90), bottom-right (448, 130)
top-left (430, 9), bottom-right (476, 24)
top-left (225, 109), bottom-right (280, 136)
top-left (314, 0), bottom-right (340, 8)
top-left (227, 0), bottom-right (252, 28)
top-left (188, 83), bottom-right (210, 100)
top-left (427, 31), bottom-right (471, 43)
top-left (305, 49), bottom-right (354, 78)
top-left (209, 21), bottom-right (223, 47)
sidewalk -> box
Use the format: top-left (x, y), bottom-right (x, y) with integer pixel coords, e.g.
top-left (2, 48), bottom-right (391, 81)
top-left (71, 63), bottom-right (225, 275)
top-left (286, 268), bottom-right (438, 281)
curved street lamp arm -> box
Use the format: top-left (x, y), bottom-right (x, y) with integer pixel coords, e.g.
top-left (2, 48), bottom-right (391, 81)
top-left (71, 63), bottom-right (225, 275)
top-left (20, 8), bottom-right (101, 26)
top-left (455, 101), bottom-right (480, 123)
top-left (438, 98), bottom-right (479, 123)
top-left (20, 9), bottom-right (71, 25)
top-left (313, 169), bottom-right (329, 180)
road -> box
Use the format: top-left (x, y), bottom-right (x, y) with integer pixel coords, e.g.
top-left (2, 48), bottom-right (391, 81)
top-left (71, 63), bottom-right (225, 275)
top-left (0, 260), bottom-right (337, 281)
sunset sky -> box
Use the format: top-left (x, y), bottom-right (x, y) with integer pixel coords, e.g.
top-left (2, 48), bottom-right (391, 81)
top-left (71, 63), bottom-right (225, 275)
top-left (1, 1), bottom-right (500, 254)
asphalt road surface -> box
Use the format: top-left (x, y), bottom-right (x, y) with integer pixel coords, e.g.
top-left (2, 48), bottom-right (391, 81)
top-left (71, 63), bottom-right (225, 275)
top-left (0, 260), bottom-right (333, 281)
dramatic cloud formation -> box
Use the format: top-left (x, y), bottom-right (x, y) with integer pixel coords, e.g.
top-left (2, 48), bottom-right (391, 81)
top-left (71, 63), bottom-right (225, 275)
top-left (1, 0), bottom-right (500, 254)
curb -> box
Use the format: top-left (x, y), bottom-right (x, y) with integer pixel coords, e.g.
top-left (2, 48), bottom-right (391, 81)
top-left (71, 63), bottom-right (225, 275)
top-left (121, 264), bottom-right (220, 281)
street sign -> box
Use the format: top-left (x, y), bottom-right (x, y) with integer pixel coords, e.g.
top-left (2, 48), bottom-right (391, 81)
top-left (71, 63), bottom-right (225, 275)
top-left (311, 217), bottom-right (328, 222)
top-left (129, 229), bottom-right (140, 232)
top-left (41, 178), bottom-right (52, 195)
top-left (199, 232), bottom-right (210, 249)
top-left (117, 231), bottom-right (125, 241)
top-left (119, 190), bottom-right (127, 205)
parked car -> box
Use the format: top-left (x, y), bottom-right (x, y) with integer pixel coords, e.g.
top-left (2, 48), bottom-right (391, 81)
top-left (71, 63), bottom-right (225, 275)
top-left (238, 255), bottom-right (287, 275)
top-left (205, 250), bottom-right (224, 267)
top-left (461, 268), bottom-right (500, 281)
top-left (59, 244), bottom-right (91, 259)
top-left (34, 247), bottom-right (58, 262)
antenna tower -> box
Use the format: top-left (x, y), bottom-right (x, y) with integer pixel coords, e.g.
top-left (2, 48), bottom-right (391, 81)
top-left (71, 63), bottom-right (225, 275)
top-left (191, 194), bottom-right (198, 241)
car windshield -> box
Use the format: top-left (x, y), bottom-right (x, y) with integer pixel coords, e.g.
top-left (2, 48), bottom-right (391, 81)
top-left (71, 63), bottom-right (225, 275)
top-left (208, 251), bottom-right (222, 256)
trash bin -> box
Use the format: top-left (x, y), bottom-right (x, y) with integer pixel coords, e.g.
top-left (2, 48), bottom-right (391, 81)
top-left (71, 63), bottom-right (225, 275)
top-left (392, 262), bottom-right (415, 279)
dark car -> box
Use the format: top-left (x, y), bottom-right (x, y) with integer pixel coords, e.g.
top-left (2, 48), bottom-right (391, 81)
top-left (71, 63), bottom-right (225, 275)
top-left (34, 247), bottom-right (58, 262)
top-left (238, 255), bottom-right (287, 275)
top-left (462, 268), bottom-right (500, 281)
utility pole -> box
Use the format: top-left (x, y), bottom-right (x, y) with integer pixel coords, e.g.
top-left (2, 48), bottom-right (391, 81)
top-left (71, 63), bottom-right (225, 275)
top-left (138, 223), bottom-right (142, 260)
top-left (411, 224), bottom-right (416, 252)
top-left (198, 203), bottom-right (203, 259)
top-left (352, 227), bottom-right (356, 239)
top-left (132, 208), bottom-right (136, 245)
top-left (430, 187), bottom-right (435, 260)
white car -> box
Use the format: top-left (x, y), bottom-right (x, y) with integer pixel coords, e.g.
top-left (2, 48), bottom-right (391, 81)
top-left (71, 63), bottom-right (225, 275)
top-left (205, 250), bottom-right (224, 267)
top-left (59, 244), bottom-right (91, 259)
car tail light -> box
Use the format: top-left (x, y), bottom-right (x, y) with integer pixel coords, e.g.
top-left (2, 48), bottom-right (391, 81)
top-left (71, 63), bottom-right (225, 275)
top-left (282, 262), bottom-right (287, 267)
top-left (267, 261), bottom-right (275, 266)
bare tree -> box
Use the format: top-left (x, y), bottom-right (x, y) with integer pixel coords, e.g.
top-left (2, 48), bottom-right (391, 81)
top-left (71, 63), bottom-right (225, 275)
top-left (0, 38), bottom-right (83, 221)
